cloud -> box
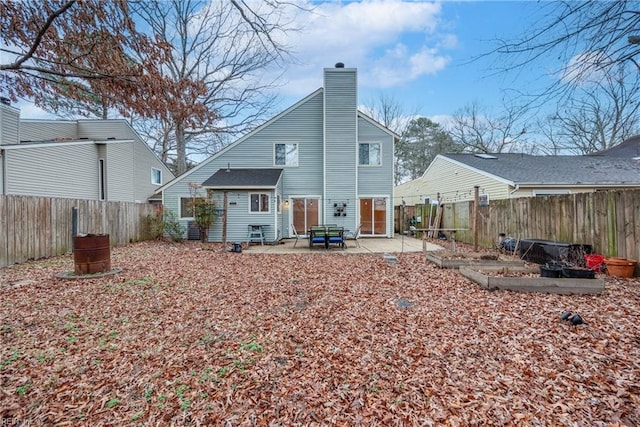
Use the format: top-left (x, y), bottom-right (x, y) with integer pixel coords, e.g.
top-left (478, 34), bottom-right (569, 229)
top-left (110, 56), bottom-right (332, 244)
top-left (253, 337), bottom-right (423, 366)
top-left (559, 51), bottom-right (608, 85)
top-left (280, 0), bottom-right (455, 96)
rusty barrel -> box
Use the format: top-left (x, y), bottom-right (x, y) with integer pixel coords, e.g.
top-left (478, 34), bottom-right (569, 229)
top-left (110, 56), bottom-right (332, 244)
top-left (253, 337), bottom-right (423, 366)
top-left (73, 234), bottom-right (111, 275)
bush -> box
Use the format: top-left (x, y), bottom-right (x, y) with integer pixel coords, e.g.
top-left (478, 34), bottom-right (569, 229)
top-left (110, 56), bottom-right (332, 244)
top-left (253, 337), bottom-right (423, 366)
top-left (163, 210), bottom-right (186, 242)
top-left (143, 213), bottom-right (164, 240)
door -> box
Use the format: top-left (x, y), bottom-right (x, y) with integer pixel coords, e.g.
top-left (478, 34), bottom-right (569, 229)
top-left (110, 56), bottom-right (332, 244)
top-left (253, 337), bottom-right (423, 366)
top-left (292, 197), bottom-right (320, 236)
top-left (359, 197), bottom-right (387, 236)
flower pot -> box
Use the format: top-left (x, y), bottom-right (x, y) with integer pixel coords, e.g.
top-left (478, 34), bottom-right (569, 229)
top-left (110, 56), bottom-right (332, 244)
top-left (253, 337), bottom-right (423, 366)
top-left (585, 254), bottom-right (605, 272)
top-left (604, 257), bottom-right (637, 278)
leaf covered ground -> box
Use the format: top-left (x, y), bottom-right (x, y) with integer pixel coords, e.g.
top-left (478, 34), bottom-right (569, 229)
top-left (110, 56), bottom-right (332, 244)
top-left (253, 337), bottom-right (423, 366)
top-left (1, 241), bottom-right (639, 426)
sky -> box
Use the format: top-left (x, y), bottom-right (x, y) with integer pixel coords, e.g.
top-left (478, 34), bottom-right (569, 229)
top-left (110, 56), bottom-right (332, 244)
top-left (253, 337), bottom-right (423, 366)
top-left (17, 1), bottom-right (560, 127)
top-left (273, 0), bottom-right (558, 124)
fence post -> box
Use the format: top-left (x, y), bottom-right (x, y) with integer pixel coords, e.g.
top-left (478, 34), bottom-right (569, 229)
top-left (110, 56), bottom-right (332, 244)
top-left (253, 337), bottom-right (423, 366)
top-left (72, 206), bottom-right (78, 251)
top-left (473, 186), bottom-right (479, 251)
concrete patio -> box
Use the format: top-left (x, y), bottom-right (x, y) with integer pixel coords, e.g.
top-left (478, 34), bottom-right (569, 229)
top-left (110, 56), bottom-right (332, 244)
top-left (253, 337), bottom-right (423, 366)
top-left (242, 235), bottom-right (445, 254)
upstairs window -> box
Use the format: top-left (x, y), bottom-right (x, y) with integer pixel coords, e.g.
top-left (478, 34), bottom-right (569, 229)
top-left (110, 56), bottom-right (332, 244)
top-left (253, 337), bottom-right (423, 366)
top-left (359, 143), bottom-right (381, 166)
top-left (151, 168), bottom-right (162, 185)
top-left (275, 143), bottom-right (298, 166)
top-left (250, 193), bottom-right (270, 213)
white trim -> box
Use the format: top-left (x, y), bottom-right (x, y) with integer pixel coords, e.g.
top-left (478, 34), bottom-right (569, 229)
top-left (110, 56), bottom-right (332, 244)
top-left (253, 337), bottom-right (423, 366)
top-left (532, 189), bottom-right (572, 196)
top-left (273, 142), bottom-right (299, 167)
top-left (358, 142), bottom-right (382, 166)
top-left (248, 192), bottom-right (272, 214)
top-left (151, 167), bottom-right (162, 185)
top-left (358, 194), bottom-right (391, 237)
top-left (288, 195), bottom-right (322, 236)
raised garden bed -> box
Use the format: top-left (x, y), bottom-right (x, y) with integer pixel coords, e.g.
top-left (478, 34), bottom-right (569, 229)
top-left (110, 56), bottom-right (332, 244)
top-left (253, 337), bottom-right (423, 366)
top-left (425, 250), bottom-right (525, 269)
top-left (459, 265), bottom-right (605, 295)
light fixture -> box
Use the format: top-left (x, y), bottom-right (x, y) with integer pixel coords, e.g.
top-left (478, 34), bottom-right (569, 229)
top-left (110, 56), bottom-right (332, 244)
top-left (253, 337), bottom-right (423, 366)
top-left (283, 200), bottom-right (290, 209)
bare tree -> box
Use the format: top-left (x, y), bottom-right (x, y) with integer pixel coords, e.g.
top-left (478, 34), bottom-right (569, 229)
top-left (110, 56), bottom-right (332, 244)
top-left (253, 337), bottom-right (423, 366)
top-left (0, 0), bottom-right (172, 119)
top-left (130, 0), bottom-right (300, 175)
top-left (362, 93), bottom-right (421, 184)
top-left (540, 66), bottom-right (640, 154)
top-left (493, 1), bottom-right (640, 103)
top-left (447, 101), bottom-right (528, 154)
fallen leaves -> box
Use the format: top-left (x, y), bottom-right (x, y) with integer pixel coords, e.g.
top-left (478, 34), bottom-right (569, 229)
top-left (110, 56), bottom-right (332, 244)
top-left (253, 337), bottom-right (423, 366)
top-left (1, 240), bottom-right (639, 425)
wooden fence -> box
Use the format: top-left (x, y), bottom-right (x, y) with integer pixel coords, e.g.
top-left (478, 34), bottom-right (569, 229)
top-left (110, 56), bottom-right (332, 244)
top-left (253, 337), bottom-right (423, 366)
top-left (413, 189), bottom-right (640, 261)
top-left (0, 195), bottom-right (160, 268)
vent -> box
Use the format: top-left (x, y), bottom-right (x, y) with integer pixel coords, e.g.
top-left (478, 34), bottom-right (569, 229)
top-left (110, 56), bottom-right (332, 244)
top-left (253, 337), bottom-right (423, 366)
top-left (474, 153), bottom-right (497, 159)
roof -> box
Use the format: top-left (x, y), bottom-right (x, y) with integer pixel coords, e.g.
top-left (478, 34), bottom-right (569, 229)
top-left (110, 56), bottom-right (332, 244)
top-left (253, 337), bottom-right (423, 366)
top-left (442, 153), bottom-right (640, 185)
top-left (590, 135), bottom-right (640, 158)
top-left (202, 168), bottom-right (283, 189)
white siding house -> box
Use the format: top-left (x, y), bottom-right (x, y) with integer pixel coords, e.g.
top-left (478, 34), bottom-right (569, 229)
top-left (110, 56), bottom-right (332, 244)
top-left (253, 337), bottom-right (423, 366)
top-left (159, 64), bottom-right (398, 243)
top-left (0, 103), bottom-right (174, 202)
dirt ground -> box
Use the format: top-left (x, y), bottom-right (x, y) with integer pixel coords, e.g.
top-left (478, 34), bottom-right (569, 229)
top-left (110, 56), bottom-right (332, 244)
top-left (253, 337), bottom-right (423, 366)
top-left (1, 240), bottom-right (639, 426)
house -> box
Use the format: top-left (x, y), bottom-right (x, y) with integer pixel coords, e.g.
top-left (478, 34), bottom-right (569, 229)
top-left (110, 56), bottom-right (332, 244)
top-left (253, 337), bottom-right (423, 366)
top-left (591, 135), bottom-right (640, 158)
top-left (395, 153), bottom-right (640, 205)
top-left (159, 63), bottom-right (398, 243)
top-left (0, 101), bottom-right (174, 202)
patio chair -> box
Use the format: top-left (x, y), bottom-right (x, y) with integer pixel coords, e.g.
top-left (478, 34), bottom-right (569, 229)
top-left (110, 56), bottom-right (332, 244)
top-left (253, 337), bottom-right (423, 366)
top-left (309, 226), bottom-right (327, 248)
top-left (344, 224), bottom-right (361, 248)
top-left (291, 224), bottom-right (302, 248)
top-left (327, 226), bottom-right (345, 249)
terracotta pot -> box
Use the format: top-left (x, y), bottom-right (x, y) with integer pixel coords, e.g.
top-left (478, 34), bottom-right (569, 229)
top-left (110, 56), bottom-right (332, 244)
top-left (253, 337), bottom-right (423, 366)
top-left (604, 257), bottom-right (637, 278)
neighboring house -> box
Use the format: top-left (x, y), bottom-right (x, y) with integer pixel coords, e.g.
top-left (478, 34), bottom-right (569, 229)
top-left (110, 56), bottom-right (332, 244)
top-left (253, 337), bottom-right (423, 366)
top-left (159, 63), bottom-right (398, 243)
top-left (591, 135), bottom-right (640, 158)
top-left (395, 153), bottom-right (640, 205)
top-left (0, 101), bottom-right (174, 202)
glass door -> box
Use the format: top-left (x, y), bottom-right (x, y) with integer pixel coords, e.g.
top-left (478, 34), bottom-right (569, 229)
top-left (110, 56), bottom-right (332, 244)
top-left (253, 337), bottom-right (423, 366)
top-left (292, 198), bottom-right (320, 236)
top-left (359, 197), bottom-right (387, 236)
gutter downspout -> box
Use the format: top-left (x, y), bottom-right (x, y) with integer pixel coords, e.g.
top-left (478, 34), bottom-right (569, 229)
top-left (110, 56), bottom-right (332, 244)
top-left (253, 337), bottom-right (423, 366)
top-left (509, 184), bottom-right (520, 197)
top-left (1, 149), bottom-right (5, 195)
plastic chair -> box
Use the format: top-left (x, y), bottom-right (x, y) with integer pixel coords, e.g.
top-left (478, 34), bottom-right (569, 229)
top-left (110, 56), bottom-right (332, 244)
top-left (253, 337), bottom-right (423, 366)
top-left (344, 224), bottom-right (361, 248)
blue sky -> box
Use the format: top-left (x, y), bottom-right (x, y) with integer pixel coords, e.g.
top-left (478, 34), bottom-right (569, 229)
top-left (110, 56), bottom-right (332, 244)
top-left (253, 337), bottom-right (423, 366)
top-left (19, 1), bottom-right (559, 126)
top-left (273, 1), bottom-right (558, 123)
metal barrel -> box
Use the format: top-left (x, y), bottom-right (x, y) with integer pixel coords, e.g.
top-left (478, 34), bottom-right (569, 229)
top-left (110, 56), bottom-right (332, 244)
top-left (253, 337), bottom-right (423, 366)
top-left (73, 234), bottom-right (111, 275)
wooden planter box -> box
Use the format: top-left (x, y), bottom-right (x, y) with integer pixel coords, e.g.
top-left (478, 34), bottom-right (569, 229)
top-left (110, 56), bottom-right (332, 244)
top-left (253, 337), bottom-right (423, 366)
top-left (425, 251), bottom-right (525, 269)
top-left (459, 266), bottom-right (605, 295)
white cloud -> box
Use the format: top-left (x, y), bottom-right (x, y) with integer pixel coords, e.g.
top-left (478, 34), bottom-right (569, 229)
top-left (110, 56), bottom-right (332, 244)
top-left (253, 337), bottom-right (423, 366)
top-left (280, 0), bottom-right (455, 96)
top-left (559, 51), bottom-right (608, 85)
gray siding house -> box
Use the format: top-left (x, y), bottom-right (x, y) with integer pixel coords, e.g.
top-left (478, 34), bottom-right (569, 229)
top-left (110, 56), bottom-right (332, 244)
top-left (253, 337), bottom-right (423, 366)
top-left (159, 64), bottom-right (398, 243)
top-left (0, 102), bottom-right (174, 202)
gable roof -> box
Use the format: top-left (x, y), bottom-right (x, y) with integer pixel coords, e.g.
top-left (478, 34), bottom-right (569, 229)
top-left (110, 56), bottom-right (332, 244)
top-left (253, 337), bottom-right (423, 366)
top-left (441, 153), bottom-right (640, 186)
top-left (202, 168), bottom-right (283, 189)
top-left (157, 87), bottom-right (399, 192)
top-left (590, 135), bottom-right (640, 158)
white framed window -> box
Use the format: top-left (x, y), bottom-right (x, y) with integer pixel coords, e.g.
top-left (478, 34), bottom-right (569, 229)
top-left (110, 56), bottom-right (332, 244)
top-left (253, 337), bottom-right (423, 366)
top-left (250, 193), bottom-right (270, 213)
top-left (151, 168), bottom-right (162, 185)
top-left (274, 143), bottom-right (298, 166)
top-left (359, 142), bottom-right (381, 166)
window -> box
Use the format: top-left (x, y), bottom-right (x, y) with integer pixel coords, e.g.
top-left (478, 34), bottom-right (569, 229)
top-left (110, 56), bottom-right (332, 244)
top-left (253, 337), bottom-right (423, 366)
top-left (151, 168), bottom-right (162, 185)
top-left (275, 143), bottom-right (298, 166)
top-left (180, 197), bottom-right (203, 219)
top-left (359, 143), bottom-right (381, 165)
top-left (98, 159), bottom-right (105, 200)
top-left (250, 193), bottom-right (270, 213)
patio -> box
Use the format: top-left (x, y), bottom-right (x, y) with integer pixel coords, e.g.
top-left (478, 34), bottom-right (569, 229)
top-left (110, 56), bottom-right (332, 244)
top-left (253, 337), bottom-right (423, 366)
top-left (243, 235), bottom-right (444, 254)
